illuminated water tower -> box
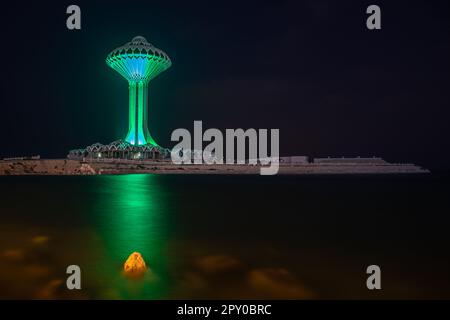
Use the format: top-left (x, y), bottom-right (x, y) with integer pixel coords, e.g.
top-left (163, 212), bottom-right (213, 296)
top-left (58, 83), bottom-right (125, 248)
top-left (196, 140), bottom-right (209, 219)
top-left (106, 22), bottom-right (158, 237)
top-left (106, 36), bottom-right (171, 146)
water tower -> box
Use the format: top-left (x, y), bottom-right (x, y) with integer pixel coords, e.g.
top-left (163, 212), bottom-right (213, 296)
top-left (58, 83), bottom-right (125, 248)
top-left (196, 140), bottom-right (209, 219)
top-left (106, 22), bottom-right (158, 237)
top-left (106, 36), bottom-right (171, 146)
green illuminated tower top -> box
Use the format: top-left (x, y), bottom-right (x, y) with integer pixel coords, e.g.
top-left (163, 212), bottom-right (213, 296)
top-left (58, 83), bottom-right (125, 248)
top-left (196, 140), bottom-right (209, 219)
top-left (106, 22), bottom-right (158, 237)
top-left (106, 36), bottom-right (171, 146)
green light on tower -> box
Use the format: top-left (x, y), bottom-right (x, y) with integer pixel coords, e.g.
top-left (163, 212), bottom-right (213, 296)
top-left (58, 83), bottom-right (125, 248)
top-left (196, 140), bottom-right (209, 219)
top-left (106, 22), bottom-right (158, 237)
top-left (106, 36), bottom-right (172, 146)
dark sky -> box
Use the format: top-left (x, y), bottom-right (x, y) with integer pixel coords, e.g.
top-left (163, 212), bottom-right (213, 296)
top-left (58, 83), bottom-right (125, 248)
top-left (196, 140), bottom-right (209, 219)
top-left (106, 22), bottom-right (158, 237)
top-left (0, 0), bottom-right (449, 170)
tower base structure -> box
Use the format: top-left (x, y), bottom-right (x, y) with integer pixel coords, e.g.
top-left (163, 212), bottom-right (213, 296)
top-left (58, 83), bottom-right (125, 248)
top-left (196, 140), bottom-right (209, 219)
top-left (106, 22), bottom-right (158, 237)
top-left (68, 139), bottom-right (170, 161)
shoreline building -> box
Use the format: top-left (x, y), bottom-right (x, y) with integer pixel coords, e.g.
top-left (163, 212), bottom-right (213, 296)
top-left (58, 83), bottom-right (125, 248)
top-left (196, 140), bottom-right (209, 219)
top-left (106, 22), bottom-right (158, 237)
top-left (69, 36), bottom-right (171, 160)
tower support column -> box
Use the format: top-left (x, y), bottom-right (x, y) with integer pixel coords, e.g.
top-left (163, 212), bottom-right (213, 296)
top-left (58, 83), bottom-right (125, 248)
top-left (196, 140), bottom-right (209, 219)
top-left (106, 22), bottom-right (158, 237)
top-left (125, 81), bottom-right (157, 146)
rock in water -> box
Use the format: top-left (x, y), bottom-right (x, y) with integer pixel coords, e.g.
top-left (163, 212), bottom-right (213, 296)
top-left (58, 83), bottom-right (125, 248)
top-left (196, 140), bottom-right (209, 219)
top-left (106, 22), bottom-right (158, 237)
top-left (123, 252), bottom-right (147, 277)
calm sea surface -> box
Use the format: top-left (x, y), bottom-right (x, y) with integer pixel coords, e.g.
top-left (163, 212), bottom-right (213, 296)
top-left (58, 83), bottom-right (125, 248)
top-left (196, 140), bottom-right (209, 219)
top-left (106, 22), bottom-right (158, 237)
top-left (0, 174), bottom-right (449, 299)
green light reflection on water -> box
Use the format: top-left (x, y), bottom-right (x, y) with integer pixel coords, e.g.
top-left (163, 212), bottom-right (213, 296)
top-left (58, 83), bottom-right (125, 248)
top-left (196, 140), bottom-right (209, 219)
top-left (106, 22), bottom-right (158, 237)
top-left (91, 174), bottom-right (170, 299)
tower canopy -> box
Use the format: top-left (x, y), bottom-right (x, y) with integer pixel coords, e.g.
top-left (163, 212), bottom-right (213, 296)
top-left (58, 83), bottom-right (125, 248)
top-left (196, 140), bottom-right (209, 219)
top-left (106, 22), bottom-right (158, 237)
top-left (106, 36), bottom-right (171, 82)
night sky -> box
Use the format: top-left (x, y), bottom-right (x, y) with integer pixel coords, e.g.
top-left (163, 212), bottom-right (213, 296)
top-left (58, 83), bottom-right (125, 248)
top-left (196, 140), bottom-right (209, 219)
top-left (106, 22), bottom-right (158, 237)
top-left (0, 0), bottom-right (449, 170)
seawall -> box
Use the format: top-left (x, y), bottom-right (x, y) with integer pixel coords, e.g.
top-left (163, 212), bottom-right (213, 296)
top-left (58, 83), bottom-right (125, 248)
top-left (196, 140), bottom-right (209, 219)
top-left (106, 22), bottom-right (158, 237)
top-left (0, 159), bottom-right (430, 175)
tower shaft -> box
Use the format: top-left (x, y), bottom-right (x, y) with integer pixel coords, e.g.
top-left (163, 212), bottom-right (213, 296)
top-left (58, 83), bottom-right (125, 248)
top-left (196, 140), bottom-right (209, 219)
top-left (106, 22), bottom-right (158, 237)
top-left (125, 81), bottom-right (157, 146)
